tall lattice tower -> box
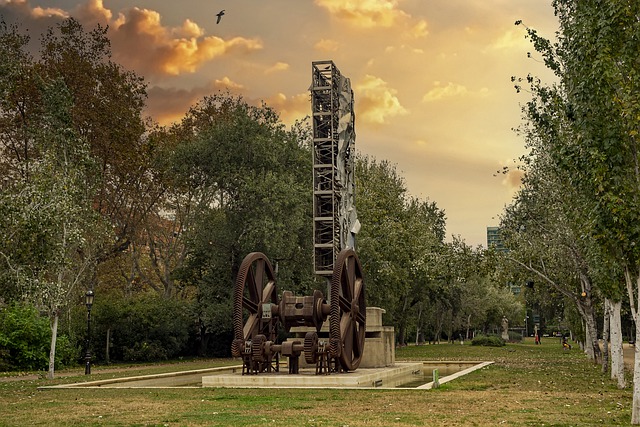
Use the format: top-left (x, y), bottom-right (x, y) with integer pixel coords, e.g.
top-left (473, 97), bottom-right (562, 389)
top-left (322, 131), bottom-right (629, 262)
top-left (311, 60), bottom-right (359, 280)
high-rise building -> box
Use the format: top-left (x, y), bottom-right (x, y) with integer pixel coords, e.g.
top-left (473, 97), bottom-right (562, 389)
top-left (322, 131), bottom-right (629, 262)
top-left (486, 226), bottom-right (506, 251)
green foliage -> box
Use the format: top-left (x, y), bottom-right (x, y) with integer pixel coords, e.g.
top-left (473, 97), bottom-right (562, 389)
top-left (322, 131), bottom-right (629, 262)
top-left (0, 303), bottom-right (50, 370)
top-left (53, 334), bottom-right (78, 370)
top-left (501, 0), bottom-right (640, 362)
top-left (508, 331), bottom-right (523, 343)
top-left (167, 94), bottom-right (314, 348)
top-left (471, 334), bottom-right (505, 347)
top-left (91, 293), bottom-right (193, 362)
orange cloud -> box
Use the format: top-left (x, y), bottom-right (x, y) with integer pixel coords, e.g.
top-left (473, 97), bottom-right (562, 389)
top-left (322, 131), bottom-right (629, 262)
top-left (314, 0), bottom-right (427, 38)
top-left (2, 0), bottom-right (69, 19)
top-left (314, 0), bottom-right (408, 28)
top-left (264, 93), bottom-right (310, 125)
top-left (2, 0), bottom-right (263, 78)
top-left (264, 62), bottom-right (290, 74)
top-left (410, 19), bottom-right (429, 38)
top-left (422, 82), bottom-right (468, 102)
top-left (314, 38), bottom-right (340, 52)
top-left (422, 81), bottom-right (489, 102)
top-left (146, 82), bottom-right (250, 126)
top-left (73, 0), bottom-right (111, 25)
top-left (488, 28), bottom-right (529, 52)
top-left (354, 75), bottom-right (407, 124)
top-left (214, 77), bottom-right (245, 91)
top-left (106, 7), bottom-right (263, 77)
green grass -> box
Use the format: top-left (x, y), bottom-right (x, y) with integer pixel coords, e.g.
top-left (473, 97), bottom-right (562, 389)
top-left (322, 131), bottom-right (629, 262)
top-left (0, 338), bottom-right (632, 426)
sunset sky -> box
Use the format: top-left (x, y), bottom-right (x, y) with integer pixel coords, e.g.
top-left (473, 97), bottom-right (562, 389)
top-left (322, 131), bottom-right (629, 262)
top-left (0, 0), bottom-right (560, 247)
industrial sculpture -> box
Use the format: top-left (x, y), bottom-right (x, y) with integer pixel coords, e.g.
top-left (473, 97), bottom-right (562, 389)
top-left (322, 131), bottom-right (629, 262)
top-left (230, 248), bottom-right (365, 374)
top-left (231, 61), bottom-right (364, 375)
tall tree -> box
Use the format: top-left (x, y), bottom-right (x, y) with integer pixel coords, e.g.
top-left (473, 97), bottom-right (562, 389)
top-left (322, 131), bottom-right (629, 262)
top-left (37, 18), bottom-right (154, 264)
top-left (512, 0), bottom-right (638, 400)
top-left (0, 78), bottom-right (106, 378)
top-left (169, 94), bottom-right (313, 354)
top-left (0, 20), bottom-right (41, 185)
top-left (355, 156), bottom-right (446, 344)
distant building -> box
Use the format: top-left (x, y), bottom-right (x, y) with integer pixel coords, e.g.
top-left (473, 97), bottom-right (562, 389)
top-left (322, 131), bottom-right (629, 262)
top-left (486, 226), bottom-right (506, 251)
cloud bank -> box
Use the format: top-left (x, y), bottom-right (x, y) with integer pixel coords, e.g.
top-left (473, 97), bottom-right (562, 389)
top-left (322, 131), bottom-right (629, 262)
top-left (0, 0), bottom-right (263, 78)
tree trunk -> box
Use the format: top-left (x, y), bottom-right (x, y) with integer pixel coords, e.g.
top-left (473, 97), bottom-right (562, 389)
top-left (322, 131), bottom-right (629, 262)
top-left (610, 299), bottom-right (625, 388)
top-left (582, 307), bottom-right (600, 363)
top-left (415, 305), bottom-right (422, 346)
top-left (466, 314), bottom-right (471, 340)
top-left (602, 299), bottom-right (610, 374)
top-left (633, 318), bottom-right (640, 424)
top-left (625, 267), bottom-right (640, 423)
top-left (397, 295), bottom-right (410, 346)
top-left (398, 322), bottom-right (407, 346)
top-left (105, 327), bottom-right (111, 364)
top-left (47, 311), bottom-right (59, 380)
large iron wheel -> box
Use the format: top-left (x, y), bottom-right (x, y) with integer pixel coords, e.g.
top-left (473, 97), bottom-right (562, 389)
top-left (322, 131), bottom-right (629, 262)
top-left (330, 248), bottom-right (366, 371)
top-left (231, 252), bottom-right (278, 357)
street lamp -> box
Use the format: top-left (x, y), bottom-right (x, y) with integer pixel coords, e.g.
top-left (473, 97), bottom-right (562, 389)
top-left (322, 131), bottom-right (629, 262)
top-left (84, 290), bottom-right (95, 375)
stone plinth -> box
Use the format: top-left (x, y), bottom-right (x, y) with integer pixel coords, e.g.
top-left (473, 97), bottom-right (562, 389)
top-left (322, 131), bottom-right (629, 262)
top-left (290, 306), bottom-right (395, 368)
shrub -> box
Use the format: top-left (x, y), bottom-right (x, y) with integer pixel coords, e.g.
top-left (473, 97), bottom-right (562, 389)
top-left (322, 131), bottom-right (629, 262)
top-left (91, 293), bottom-right (193, 363)
top-left (54, 334), bottom-right (79, 369)
top-left (0, 303), bottom-right (50, 370)
top-left (471, 334), bottom-right (505, 347)
top-left (508, 331), bottom-right (523, 343)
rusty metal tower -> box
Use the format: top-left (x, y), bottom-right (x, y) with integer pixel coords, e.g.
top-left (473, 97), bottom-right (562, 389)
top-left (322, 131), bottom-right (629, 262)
top-left (311, 60), bottom-right (358, 280)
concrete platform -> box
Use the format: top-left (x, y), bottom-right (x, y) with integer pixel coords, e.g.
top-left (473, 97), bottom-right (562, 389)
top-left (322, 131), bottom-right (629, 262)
top-left (40, 361), bottom-right (493, 390)
top-left (202, 362), bottom-right (424, 388)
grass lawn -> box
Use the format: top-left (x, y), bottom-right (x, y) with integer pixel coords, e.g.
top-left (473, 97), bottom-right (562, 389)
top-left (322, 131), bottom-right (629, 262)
top-left (0, 338), bottom-right (632, 426)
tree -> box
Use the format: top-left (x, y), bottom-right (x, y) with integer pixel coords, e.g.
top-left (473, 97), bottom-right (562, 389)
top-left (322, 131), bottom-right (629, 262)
top-left (499, 137), bottom-right (604, 362)
top-left (168, 94), bottom-right (314, 355)
top-left (37, 18), bottom-right (155, 266)
top-left (511, 0), bottom-right (639, 399)
top-left (0, 20), bottom-right (41, 186)
top-left (355, 156), bottom-right (447, 344)
top-left (0, 78), bottom-right (106, 378)
top-left (0, 18), bottom-right (161, 300)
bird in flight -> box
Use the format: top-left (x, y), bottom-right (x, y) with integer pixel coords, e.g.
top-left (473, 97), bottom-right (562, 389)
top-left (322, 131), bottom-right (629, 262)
top-left (216, 10), bottom-right (225, 24)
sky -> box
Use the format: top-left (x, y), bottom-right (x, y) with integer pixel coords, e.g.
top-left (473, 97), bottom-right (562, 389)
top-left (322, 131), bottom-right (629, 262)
top-left (0, 0), bottom-right (560, 247)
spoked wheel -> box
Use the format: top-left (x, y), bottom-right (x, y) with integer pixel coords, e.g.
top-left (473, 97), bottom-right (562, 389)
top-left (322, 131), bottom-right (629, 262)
top-left (231, 252), bottom-right (278, 357)
top-left (329, 248), bottom-right (366, 371)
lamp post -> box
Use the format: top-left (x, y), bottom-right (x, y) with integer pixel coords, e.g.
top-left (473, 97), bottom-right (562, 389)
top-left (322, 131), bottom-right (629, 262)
top-left (84, 290), bottom-right (94, 375)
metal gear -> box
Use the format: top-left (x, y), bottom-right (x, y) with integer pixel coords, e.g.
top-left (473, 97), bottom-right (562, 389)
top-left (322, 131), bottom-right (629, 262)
top-left (252, 334), bottom-right (266, 363)
top-left (329, 248), bottom-right (366, 371)
top-left (232, 253), bottom-right (278, 346)
top-left (304, 332), bottom-right (319, 365)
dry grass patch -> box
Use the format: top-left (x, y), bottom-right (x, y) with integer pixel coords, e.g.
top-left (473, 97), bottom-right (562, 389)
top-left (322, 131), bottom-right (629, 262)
top-left (0, 339), bottom-right (633, 426)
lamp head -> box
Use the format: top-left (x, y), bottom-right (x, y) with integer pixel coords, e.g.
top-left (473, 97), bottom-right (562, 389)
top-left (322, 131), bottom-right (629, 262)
top-left (85, 290), bottom-right (95, 309)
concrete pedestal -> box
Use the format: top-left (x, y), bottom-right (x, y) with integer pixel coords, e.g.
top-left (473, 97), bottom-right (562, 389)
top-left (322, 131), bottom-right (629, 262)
top-left (290, 306), bottom-right (395, 368)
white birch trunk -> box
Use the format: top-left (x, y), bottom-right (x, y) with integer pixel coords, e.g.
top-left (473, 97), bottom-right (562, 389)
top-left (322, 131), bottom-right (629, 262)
top-left (602, 299), bottom-right (610, 375)
top-left (628, 269), bottom-right (640, 424)
top-left (47, 312), bottom-right (59, 380)
top-left (609, 299), bottom-right (625, 388)
top-left (633, 318), bottom-right (640, 424)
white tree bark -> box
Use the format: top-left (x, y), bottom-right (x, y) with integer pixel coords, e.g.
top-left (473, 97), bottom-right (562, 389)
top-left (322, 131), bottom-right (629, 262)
top-left (602, 299), bottom-right (610, 375)
top-left (47, 311), bottom-right (59, 380)
top-left (626, 268), bottom-right (640, 424)
top-left (633, 319), bottom-right (640, 424)
top-left (609, 299), bottom-right (625, 389)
